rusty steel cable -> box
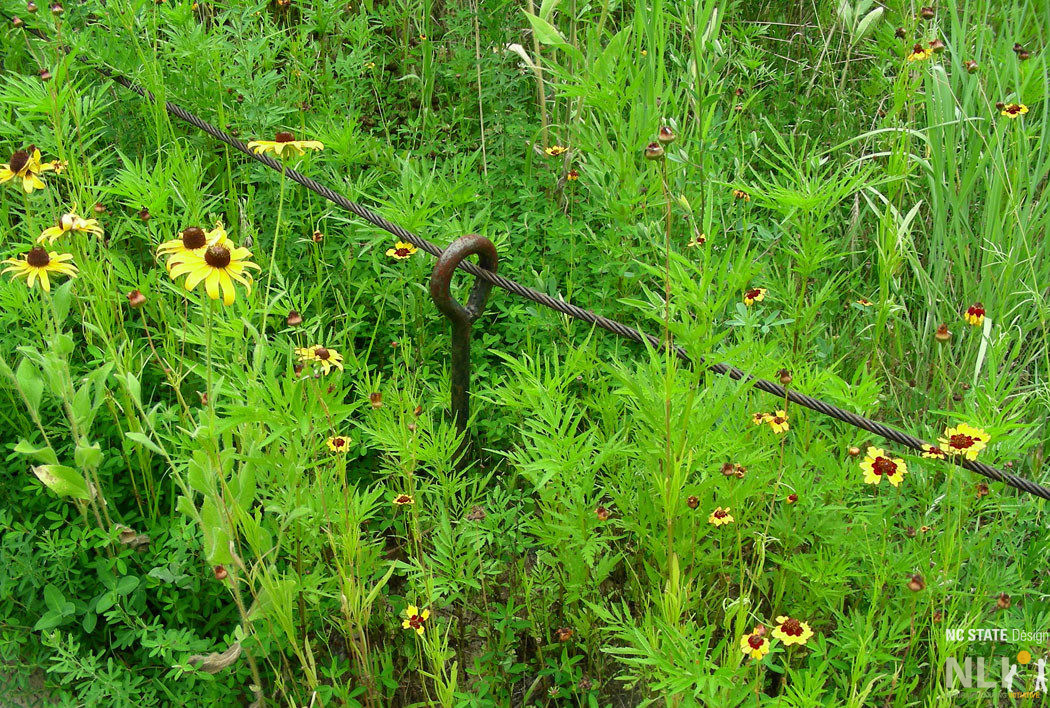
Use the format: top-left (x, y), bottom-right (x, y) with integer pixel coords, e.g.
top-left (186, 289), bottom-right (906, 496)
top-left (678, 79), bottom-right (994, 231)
top-left (7, 19), bottom-right (1050, 501)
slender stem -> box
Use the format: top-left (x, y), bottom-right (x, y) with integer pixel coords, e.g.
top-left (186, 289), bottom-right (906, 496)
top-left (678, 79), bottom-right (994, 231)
top-left (261, 164), bottom-right (288, 337)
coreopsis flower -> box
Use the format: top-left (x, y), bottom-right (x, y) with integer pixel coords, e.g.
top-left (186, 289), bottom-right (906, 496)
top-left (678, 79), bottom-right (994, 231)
top-left (566, 169), bottom-right (579, 181)
top-left (708, 507), bottom-right (734, 526)
top-left (386, 241), bottom-right (417, 259)
top-left (772, 616), bottom-right (813, 645)
top-left (247, 131), bottom-right (324, 158)
top-left (1000, 103), bottom-right (1028, 118)
top-left (860, 446), bottom-right (908, 487)
top-left (766, 410), bottom-right (789, 434)
top-left (545, 145), bottom-right (567, 157)
top-left (785, 493), bottom-right (798, 504)
top-left (595, 506), bottom-right (611, 521)
top-left (743, 287), bottom-right (766, 306)
top-left (326, 436), bottom-right (350, 453)
top-left (168, 240), bottom-right (259, 306)
top-left (938, 423), bottom-right (990, 460)
top-left (393, 493), bottom-right (415, 506)
top-left (921, 444), bottom-right (947, 460)
top-left (295, 345), bottom-right (344, 375)
top-left (856, 298), bottom-right (872, 307)
top-left (0, 145), bottom-right (56, 193)
top-left (2, 246), bottom-right (77, 291)
top-left (555, 627), bottom-right (573, 642)
top-left (732, 189), bottom-right (750, 202)
top-left (964, 302), bottom-right (985, 327)
top-left (907, 44), bottom-right (932, 62)
top-left (740, 630), bottom-right (770, 660)
top-left (401, 605), bottom-right (430, 635)
top-left (920, 525), bottom-right (931, 533)
top-left (751, 412), bottom-right (768, 426)
top-left (687, 233), bottom-right (706, 247)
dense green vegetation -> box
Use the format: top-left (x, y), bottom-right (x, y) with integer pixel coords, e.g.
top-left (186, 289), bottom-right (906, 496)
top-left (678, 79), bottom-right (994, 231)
top-left (1, 0), bottom-right (1048, 704)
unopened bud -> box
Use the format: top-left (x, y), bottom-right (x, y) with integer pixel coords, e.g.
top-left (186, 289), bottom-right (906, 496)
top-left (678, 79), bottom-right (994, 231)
top-left (138, 206), bottom-right (151, 221)
top-left (908, 573), bottom-right (926, 592)
top-left (213, 565), bottom-right (228, 580)
top-left (894, 27), bottom-right (906, 39)
top-left (964, 59), bottom-right (978, 74)
top-left (26, 1), bottom-right (37, 12)
top-left (849, 446), bottom-right (861, 457)
top-left (93, 202), bottom-right (106, 214)
top-left (686, 495), bottom-right (699, 509)
top-left (657, 126), bottom-right (676, 145)
top-left (1018, 50), bottom-right (1030, 61)
top-left (644, 142), bottom-right (664, 161)
top-left (919, 6), bottom-right (934, 20)
top-left (934, 323), bottom-right (951, 343)
top-left (49, 2), bottom-right (62, 14)
top-left (928, 38), bottom-right (945, 54)
top-left (38, 68), bottom-right (51, 81)
top-left (11, 16), bottom-right (23, 26)
top-left (127, 290), bottom-right (146, 308)
top-left (286, 310), bottom-right (302, 326)
top-left (778, 368), bottom-right (792, 386)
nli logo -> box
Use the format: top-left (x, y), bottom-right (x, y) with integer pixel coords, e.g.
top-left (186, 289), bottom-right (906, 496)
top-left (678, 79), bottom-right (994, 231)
top-left (945, 651), bottom-right (1048, 697)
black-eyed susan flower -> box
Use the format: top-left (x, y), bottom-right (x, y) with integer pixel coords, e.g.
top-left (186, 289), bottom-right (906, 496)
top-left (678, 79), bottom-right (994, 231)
top-left (37, 206), bottom-right (103, 243)
top-left (386, 241), bottom-right (417, 260)
top-left (739, 630), bottom-right (770, 660)
top-left (708, 507), bottom-right (734, 526)
top-left (964, 302), bottom-right (986, 327)
top-left (158, 223), bottom-right (227, 271)
top-left (732, 188), bottom-right (750, 202)
top-left (772, 616), bottom-right (813, 646)
top-left (766, 410), bottom-right (789, 434)
top-left (545, 145), bottom-right (568, 157)
top-left (907, 43), bottom-right (932, 61)
top-left (1000, 103), bottom-right (1028, 118)
top-left (938, 423), bottom-right (990, 460)
top-left (401, 605), bottom-right (430, 635)
top-left (168, 240), bottom-right (259, 306)
top-left (743, 287), bottom-right (766, 306)
top-left (860, 446), bottom-right (907, 487)
top-left (2, 246), bottom-right (77, 291)
top-left (247, 131), bottom-right (324, 158)
top-left (295, 345), bottom-right (344, 375)
top-left (326, 436), bottom-right (350, 453)
top-left (393, 493), bottom-right (415, 506)
top-left (0, 145), bottom-right (56, 193)
top-left (921, 444), bottom-right (947, 460)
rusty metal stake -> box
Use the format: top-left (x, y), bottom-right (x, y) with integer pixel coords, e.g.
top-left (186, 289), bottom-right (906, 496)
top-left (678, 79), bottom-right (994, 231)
top-left (429, 234), bottom-right (499, 456)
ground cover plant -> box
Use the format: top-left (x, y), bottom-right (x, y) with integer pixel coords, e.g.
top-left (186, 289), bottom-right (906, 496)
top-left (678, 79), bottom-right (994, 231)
top-left (1, 0), bottom-right (1049, 705)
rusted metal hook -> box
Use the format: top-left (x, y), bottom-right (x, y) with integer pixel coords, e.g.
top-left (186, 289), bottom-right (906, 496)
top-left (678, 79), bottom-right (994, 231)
top-left (429, 234), bottom-right (499, 452)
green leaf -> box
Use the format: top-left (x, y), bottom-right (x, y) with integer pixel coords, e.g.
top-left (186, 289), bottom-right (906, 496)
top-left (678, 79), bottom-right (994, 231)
top-left (54, 333), bottom-right (75, 358)
top-left (51, 278), bottom-right (74, 324)
top-left (32, 464), bottom-right (92, 500)
top-left (125, 431), bottom-right (163, 455)
top-left (15, 359), bottom-right (44, 416)
top-left (115, 576), bottom-right (140, 595)
top-left (74, 442), bottom-right (103, 470)
top-left (852, 7), bottom-right (883, 43)
top-left (15, 440), bottom-right (59, 465)
top-left (523, 11), bottom-right (567, 47)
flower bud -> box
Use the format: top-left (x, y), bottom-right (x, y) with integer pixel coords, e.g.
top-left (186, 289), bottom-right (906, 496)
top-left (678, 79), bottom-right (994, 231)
top-left (138, 206), bottom-right (151, 221)
top-left (26, 1), bottom-right (37, 12)
top-left (928, 38), bottom-right (945, 54)
top-left (39, 68), bottom-right (52, 81)
top-left (964, 59), bottom-right (978, 74)
top-left (908, 573), bottom-right (926, 592)
top-left (644, 142), bottom-right (664, 161)
top-left (786, 493), bottom-right (798, 504)
top-left (369, 392), bottom-right (383, 409)
top-left (686, 495), bottom-right (699, 509)
top-left (935, 323), bottom-right (951, 343)
top-left (778, 368), bottom-right (792, 386)
top-left (50, 2), bottom-right (62, 14)
top-left (127, 290), bottom-right (146, 308)
top-left (894, 27), bottom-right (906, 39)
top-left (1013, 43), bottom-right (1025, 54)
top-left (919, 6), bottom-right (934, 20)
top-left (213, 565), bottom-right (228, 580)
top-left (720, 462), bottom-right (736, 477)
top-left (1018, 50), bottom-right (1030, 61)
top-left (12, 16), bottom-right (23, 26)
top-left (286, 310), bottom-right (302, 326)
top-left (849, 446), bottom-right (861, 457)
top-left (93, 202), bottom-right (106, 214)
top-left (657, 126), bottom-right (676, 145)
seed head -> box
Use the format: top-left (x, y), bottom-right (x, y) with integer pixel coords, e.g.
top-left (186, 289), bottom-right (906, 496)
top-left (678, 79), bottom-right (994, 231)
top-left (928, 38), bottom-right (945, 54)
top-left (275, 131), bottom-right (295, 142)
top-left (908, 573), bottom-right (926, 592)
top-left (935, 323), bottom-right (951, 343)
top-left (1013, 43), bottom-right (1025, 53)
top-left (1018, 50), bottom-right (1030, 61)
top-left (286, 310), bottom-right (302, 327)
top-left (778, 368), bottom-right (792, 386)
top-left (720, 462), bottom-right (736, 477)
top-left (975, 483), bottom-right (990, 498)
top-left (213, 565), bottom-right (228, 580)
top-left (657, 126), bottom-right (676, 145)
top-left (995, 101), bottom-right (1006, 111)
top-left (369, 392), bottom-right (383, 409)
top-left (644, 142), bottom-right (665, 161)
top-left (849, 446), bottom-right (861, 457)
top-left (555, 627), bottom-right (573, 642)
top-left (127, 290), bottom-right (146, 308)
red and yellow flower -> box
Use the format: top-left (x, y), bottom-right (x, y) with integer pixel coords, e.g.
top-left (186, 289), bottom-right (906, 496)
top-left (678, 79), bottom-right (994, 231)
top-left (326, 436), bottom-right (350, 453)
top-left (860, 446), bottom-right (908, 487)
top-left (386, 241), bottom-right (418, 260)
top-left (907, 44), bottom-right (932, 62)
top-left (393, 493), bottom-right (415, 506)
top-left (401, 605), bottom-right (430, 635)
top-left (964, 302), bottom-right (985, 327)
top-left (772, 616), bottom-right (814, 646)
top-left (765, 410), bottom-right (789, 434)
top-left (938, 423), bottom-right (990, 460)
top-left (1000, 103), bottom-right (1028, 119)
top-left (740, 630), bottom-right (770, 660)
top-left (708, 507), bottom-right (734, 526)
top-left (743, 287), bottom-right (766, 306)
top-left (921, 444), bottom-right (947, 460)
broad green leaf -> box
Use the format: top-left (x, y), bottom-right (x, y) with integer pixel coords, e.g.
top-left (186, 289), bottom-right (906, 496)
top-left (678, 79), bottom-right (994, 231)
top-left (15, 440), bottom-right (59, 465)
top-left (15, 359), bottom-right (44, 416)
top-left (75, 442), bottom-right (103, 470)
top-left (523, 11), bottom-right (567, 47)
top-left (125, 431), bottom-right (163, 455)
top-left (32, 464), bottom-right (92, 500)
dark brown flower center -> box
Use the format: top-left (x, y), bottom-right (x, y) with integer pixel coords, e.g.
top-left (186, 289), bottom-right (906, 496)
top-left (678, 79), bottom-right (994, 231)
top-left (771, 416), bottom-right (785, 425)
top-left (204, 244), bottom-right (231, 268)
top-left (408, 615), bottom-right (423, 629)
top-left (713, 509), bottom-right (727, 519)
top-left (26, 246), bottom-right (50, 268)
top-left (315, 347), bottom-right (330, 360)
top-left (275, 131), bottom-right (295, 143)
top-left (332, 437), bottom-right (345, 447)
top-left (746, 288), bottom-right (762, 299)
top-left (395, 247), bottom-right (411, 257)
top-left (872, 456), bottom-right (897, 476)
top-left (781, 618), bottom-right (803, 636)
top-left (182, 226), bottom-right (207, 249)
top-left (968, 304), bottom-right (985, 316)
top-left (8, 150), bottom-right (30, 175)
top-left (1006, 104), bottom-right (1021, 114)
top-left (747, 635), bottom-right (764, 649)
top-left (949, 434), bottom-right (974, 449)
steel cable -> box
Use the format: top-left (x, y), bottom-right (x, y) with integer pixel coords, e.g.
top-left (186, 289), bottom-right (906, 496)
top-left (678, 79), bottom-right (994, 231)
top-left (8, 19), bottom-right (1050, 500)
